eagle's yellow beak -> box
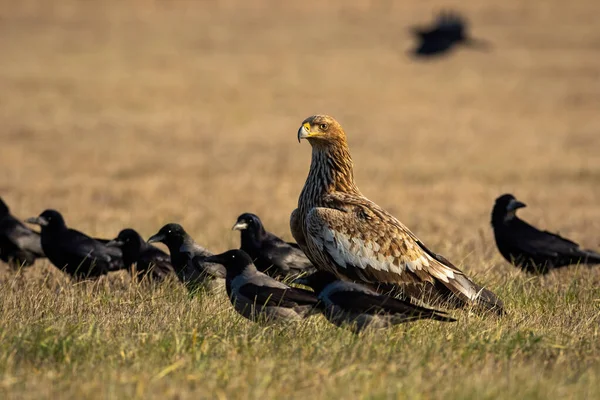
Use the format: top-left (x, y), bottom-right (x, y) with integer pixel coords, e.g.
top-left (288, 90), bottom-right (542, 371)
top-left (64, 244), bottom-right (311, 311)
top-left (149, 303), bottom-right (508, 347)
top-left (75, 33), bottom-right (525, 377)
top-left (297, 123), bottom-right (312, 142)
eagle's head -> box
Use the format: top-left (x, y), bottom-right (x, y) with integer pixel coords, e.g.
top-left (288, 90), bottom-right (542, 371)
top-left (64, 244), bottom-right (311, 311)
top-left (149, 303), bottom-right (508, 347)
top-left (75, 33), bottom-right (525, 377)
top-left (297, 115), bottom-right (347, 147)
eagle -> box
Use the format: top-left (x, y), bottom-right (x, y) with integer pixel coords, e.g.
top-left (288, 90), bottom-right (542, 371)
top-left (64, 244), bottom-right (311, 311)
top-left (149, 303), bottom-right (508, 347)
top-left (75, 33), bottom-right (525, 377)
top-left (291, 115), bottom-right (504, 314)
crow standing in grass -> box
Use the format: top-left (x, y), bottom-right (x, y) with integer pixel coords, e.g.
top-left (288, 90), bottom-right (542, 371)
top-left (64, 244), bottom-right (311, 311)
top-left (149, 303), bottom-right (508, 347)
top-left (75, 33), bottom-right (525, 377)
top-left (106, 228), bottom-right (174, 282)
top-left (296, 271), bottom-right (455, 333)
top-left (410, 11), bottom-right (489, 57)
top-left (491, 194), bottom-right (600, 274)
top-left (232, 213), bottom-right (316, 279)
top-left (205, 250), bottom-right (319, 323)
top-left (292, 115), bottom-right (504, 315)
top-left (148, 223), bottom-right (225, 291)
top-left (26, 209), bottom-right (123, 279)
top-left (0, 197), bottom-right (45, 268)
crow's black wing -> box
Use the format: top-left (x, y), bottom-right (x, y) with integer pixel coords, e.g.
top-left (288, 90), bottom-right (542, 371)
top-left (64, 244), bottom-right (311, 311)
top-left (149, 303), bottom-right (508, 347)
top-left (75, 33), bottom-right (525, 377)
top-left (262, 236), bottom-right (315, 273)
top-left (61, 230), bottom-right (123, 266)
top-left (327, 290), bottom-right (454, 322)
top-left (138, 246), bottom-right (174, 277)
top-left (0, 216), bottom-right (44, 256)
top-left (512, 219), bottom-right (595, 259)
top-left (237, 283), bottom-right (318, 308)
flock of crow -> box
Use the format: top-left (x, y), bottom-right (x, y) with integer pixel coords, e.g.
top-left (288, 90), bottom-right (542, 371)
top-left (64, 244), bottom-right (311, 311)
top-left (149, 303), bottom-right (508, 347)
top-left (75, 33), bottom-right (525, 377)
top-left (2, 115), bottom-right (600, 333)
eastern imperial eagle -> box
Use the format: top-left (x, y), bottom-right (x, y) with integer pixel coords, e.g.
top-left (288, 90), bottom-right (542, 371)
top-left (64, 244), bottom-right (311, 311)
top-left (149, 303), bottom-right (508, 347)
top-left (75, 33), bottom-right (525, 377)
top-left (291, 115), bottom-right (504, 315)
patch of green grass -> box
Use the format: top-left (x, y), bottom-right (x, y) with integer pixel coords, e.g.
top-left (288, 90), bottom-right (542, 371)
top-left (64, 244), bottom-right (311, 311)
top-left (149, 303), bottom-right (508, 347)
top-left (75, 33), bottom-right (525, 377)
top-left (0, 266), bottom-right (599, 399)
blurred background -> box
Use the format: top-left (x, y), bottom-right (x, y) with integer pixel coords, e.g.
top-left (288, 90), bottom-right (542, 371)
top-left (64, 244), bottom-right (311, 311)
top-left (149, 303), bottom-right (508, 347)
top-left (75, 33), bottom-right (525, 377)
top-left (1, 0), bottom-right (599, 271)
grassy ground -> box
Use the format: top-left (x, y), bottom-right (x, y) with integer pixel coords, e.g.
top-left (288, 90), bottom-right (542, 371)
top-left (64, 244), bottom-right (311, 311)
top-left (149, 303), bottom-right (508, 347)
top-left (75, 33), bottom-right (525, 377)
top-left (1, 0), bottom-right (600, 398)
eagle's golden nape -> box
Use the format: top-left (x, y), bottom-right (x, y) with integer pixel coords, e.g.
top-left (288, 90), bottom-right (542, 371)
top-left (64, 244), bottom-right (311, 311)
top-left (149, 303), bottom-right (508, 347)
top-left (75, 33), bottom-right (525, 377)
top-left (292, 114), bottom-right (504, 316)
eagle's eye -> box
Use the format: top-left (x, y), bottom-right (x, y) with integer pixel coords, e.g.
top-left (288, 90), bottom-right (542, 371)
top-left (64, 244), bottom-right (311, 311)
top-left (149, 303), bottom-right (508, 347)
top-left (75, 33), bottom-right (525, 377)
top-left (319, 123), bottom-right (328, 131)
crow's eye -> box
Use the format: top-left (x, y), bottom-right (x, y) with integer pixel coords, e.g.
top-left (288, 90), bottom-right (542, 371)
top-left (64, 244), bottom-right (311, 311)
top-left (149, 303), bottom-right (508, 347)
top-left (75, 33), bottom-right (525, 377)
top-left (319, 123), bottom-right (328, 131)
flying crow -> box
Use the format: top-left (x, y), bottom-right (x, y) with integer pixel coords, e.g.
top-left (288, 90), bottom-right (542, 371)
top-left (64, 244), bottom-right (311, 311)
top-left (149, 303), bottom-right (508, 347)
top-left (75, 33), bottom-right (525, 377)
top-left (410, 11), bottom-right (489, 57)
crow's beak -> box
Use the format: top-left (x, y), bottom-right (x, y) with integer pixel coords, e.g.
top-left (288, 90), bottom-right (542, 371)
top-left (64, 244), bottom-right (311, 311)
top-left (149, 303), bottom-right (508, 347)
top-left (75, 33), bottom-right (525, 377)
top-left (25, 216), bottom-right (48, 226)
top-left (232, 221), bottom-right (248, 231)
top-left (147, 233), bottom-right (165, 244)
top-left (507, 199), bottom-right (526, 212)
top-left (105, 239), bottom-right (124, 247)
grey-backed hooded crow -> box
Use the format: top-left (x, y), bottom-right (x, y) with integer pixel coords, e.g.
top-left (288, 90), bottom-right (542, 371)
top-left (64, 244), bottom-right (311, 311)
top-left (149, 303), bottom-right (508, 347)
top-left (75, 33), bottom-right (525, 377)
top-left (0, 197), bottom-right (45, 268)
top-left (491, 194), bottom-right (600, 274)
top-left (25, 209), bottom-right (123, 279)
top-left (148, 223), bottom-right (225, 291)
top-left (410, 11), bottom-right (489, 57)
top-left (295, 271), bottom-right (455, 333)
top-left (232, 213), bottom-right (316, 279)
top-left (204, 249), bottom-right (319, 323)
top-left (107, 228), bottom-right (175, 282)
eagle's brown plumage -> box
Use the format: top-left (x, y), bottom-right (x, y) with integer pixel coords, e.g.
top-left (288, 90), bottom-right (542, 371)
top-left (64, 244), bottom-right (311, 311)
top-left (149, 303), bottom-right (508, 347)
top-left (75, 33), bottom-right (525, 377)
top-left (291, 115), bottom-right (504, 315)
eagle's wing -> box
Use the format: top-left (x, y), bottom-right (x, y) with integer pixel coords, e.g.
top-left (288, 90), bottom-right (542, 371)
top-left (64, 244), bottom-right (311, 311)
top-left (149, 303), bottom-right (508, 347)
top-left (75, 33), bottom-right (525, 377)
top-left (305, 192), bottom-right (503, 312)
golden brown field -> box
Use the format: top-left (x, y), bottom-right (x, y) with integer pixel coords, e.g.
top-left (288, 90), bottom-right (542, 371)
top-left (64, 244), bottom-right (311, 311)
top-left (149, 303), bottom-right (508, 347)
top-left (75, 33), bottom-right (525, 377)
top-left (1, 0), bottom-right (600, 398)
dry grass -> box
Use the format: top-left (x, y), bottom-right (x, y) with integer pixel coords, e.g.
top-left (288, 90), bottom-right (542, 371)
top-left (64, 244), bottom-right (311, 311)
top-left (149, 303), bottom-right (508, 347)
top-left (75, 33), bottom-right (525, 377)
top-left (1, 0), bottom-right (600, 398)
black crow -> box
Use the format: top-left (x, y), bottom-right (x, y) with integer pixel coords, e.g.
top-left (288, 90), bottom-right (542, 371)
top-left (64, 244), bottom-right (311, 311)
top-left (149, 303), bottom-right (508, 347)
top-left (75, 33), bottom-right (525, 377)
top-left (25, 209), bottom-right (123, 279)
top-left (410, 11), bottom-right (489, 57)
top-left (205, 249), bottom-right (319, 323)
top-left (147, 223), bottom-right (225, 291)
top-left (296, 271), bottom-right (455, 333)
top-left (491, 194), bottom-right (600, 274)
top-left (232, 213), bottom-right (316, 279)
top-left (106, 228), bottom-right (174, 282)
top-left (0, 197), bottom-right (45, 268)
